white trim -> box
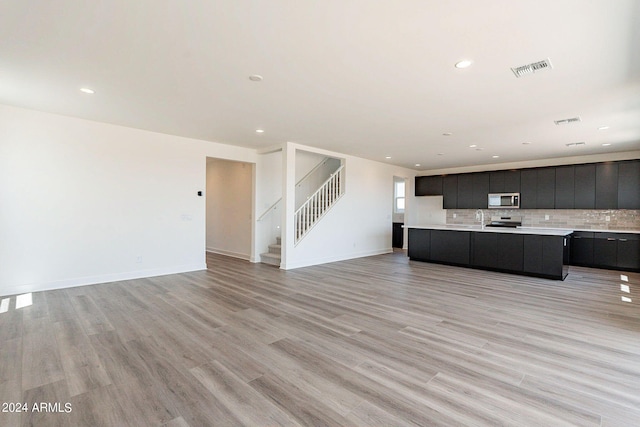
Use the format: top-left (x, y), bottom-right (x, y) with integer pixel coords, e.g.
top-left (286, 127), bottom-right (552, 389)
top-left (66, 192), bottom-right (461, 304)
top-left (0, 263), bottom-right (206, 298)
top-left (281, 248), bottom-right (393, 270)
top-left (206, 248), bottom-right (251, 261)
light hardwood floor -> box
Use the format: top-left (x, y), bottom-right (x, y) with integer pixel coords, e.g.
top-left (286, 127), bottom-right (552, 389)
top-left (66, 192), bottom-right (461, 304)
top-left (1, 251), bottom-right (639, 426)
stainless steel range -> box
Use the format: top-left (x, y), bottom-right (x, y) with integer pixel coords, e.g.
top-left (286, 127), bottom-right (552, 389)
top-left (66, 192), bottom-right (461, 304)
top-left (486, 216), bottom-right (522, 228)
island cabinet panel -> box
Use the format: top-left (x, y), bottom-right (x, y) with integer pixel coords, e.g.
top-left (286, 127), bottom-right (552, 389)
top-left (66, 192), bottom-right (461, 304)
top-left (407, 228), bottom-right (430, 261)
top-left (574, 164), bottom-right (596, 209)
top-left (443, 175), bottom-right (458, 209)
top-left (592, 233), bottom-right (617, 268)
top-left (536, 167), bottom-right (556, 209)
top-left (472, 172), bottom-right (490, 209)
top-left (456, 174), bottom-right (475, 209)
top-left (415, 176), bottom-right (443, 196)
top-left (616, 234), bottom-right (640, 270)
top-left (472, 232), bottom-right (498, 268)
top-left (523, 235), bottom-right (564, 278)
top-left (595, 163), bottom-right (618, 209)
top-left (570, 232), bottom-right (594, 266)
top-left (554, 165), bottom-right (575, 209)
top-left (497, 233), bottom-right (524, 272)
top-left (430, 230), bottom-right (470, 265)
top-left (618, 160), bottom-right (640, 209)
top-left (520, 169), bottom-right (537, 209)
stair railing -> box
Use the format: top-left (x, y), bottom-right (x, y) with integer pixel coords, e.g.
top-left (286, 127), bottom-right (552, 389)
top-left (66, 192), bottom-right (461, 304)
top-left (294, 165), bottom-right (344, 244)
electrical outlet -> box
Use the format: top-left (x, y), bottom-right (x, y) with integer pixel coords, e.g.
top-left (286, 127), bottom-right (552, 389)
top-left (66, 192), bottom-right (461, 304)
top-left (453, 213), bottom-right (457, 218)
top-left (605, 215), bottom-right (610, 222)
top-left (545, 214), bottom-right (549, 221)
top-left (136, 256), bottom-right (142, 263)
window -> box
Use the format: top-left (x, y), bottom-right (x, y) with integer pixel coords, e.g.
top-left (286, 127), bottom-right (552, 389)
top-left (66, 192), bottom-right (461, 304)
top-left (394, 180), bottom-right (405, 213)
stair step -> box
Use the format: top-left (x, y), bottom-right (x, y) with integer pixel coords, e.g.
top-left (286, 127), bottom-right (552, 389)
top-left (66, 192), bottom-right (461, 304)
top-left (268, 244), bottom-right (281, 254)
top-left (260, 252), bottom-right (281, 267)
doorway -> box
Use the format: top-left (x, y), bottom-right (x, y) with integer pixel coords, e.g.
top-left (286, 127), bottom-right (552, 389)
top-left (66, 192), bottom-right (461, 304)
top-left (392, 176), bottom-right (407, 249)
top-left (205, 157), bottom-right (254, 260)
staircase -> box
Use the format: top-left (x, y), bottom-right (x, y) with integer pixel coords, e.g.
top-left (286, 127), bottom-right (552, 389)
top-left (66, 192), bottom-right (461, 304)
top-left (258, 162), bottom-right (345, 266)
top-left (260, 236), bottom-right (281, 267)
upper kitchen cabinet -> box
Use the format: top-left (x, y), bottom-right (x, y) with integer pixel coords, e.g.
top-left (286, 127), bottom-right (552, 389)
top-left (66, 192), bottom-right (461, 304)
top-left (554, 165), bottom-right (575, 209)
top-left (536, 167), bottom-right (556, 209)
top-left (596, 162), bottom-right (618, 209)
top-left (456, 174), bottom-right (475, 209)
top-left (443, 175), bottom-right (458, 209)
top-left (574, 164), bottom-right (596, 209)
top-left (618, 160), bottom-right (640, 209)
top-left (472, 172), bottom-right (490, 209)
top-left (489, 170), bottom-right (520, 193)
top-left (415, 175), bottom-right (443, 196)
top-left (520, 169), bottom-right (537, 209)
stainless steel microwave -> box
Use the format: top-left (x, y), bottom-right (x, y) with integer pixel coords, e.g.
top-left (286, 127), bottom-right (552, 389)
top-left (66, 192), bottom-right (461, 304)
top-left (488, 193), bottom-right (520, 209)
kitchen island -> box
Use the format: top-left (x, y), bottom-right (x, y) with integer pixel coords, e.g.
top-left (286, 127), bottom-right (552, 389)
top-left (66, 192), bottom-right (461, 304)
top-left (406, 224), bottom-right (573, 280)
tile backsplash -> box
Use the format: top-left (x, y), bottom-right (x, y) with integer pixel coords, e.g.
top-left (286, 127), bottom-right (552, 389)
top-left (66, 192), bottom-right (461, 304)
top-left (447, 209), bottom-right (640, 231)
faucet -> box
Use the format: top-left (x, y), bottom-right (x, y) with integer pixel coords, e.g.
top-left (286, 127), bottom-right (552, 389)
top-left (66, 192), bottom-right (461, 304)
top-left (475, 209), bottom-right (485, 229)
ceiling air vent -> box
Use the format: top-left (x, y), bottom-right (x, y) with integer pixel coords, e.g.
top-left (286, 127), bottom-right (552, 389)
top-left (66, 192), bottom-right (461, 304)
top-left (511, 58), bottom-right (553, 78)
top-left (565, 142), bottom-right (586, 147)
top-left (554, 117), bottom-right (582, 125)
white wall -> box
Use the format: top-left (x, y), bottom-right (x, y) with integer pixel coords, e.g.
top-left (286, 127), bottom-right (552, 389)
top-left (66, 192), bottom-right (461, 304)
top-left (282, 143), bottom-right (415, 269)
top-left (0, 104), bottom-right (256, 297)
top-left (206, 158), bottom-right (253, 260)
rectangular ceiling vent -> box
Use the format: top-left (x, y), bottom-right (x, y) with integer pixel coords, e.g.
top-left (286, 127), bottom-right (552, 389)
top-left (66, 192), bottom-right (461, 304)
top-left (554, 116), bottom-right (582, 125)
top-left (565, 142), bottom-right (586, 147)
top-left (511, 58), bottom-right (553, 78)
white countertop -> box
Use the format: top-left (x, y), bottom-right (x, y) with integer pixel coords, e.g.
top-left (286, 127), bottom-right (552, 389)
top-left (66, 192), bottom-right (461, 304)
top-left (405, 224), bottom-right (574, 236)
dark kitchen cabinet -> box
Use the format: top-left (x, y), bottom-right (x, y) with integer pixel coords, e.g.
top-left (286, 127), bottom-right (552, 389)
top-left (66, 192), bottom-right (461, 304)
top-left (407, 228), bottom-right (430, 261)
top-left (472, 232), bottom-right (497, 268)
top-left (456, 174), bottom-right (475, 209)
top-left (523, 234), bottom-right (565, 278)
top-left (554, 165), bottom-right (575, 209)
top-left (593, 233), bottom-right (618, 268)
top-left (415, 176), bottom-right (443, 196)
top-left (574, 164), bottom-right (596, 209)
top-left (504, 170), bottom-right (521, 193)
top-left (430, 230), bottom-right (470, 265)
top-left (520, 169), bottom-right (537, 209)
top-left (536, 167), bottom-right (556, 209)
top-left (616, 234), bottom-right (640, 270)
top-left (570, 232), bottom-right (594, 266)
top-left (498, 233), bottom-right (524, 272)
top-left (443, 175), bottom-right (458, 209)
top-left (595, 163), bottom-right (618, 209)
top-left (489, 171), bottom-right (505, 193)
top-left (392, 222), bottom-right (404, 248)
top-left (472, 172), bottom-right (490, 209)
top-left (618, 160), bottom-right (640, 209)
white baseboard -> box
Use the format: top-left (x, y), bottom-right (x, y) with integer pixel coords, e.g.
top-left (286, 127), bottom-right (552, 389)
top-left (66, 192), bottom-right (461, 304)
top-left (206, 247), bottom-right (251, 261)
top-left (0, 263), bottom-right (206, 298)
top-left (281, 248), bottom-right (393, 270)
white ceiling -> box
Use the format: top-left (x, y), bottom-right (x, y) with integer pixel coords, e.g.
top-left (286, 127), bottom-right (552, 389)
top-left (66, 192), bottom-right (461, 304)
top-left (2, 0), bottom-right (639, 170)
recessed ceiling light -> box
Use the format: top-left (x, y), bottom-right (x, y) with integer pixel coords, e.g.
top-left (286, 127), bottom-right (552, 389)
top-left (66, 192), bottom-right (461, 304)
top-left (415, 164), bottom-right (421, 167)
top-left (455, 60), bottom-right (473, 69)
top-left (80, 88), bottom-right (94, 94)
top-left (469, 144), bottom-right (477, 148)
top-left (385, 156), bottom-right (392, 159)
top-left (442, 132), bottom-right (452, 136)
top-left (255, 129), bottom-right (264, 133)
top-left (598, 126), bottom-right (610, 130)
top-left (249, 75), bottom-right (263, 82)
top-left (492, 155), bottom-right (500, 159)
top-left (602, 143), bottom-right (612, 146)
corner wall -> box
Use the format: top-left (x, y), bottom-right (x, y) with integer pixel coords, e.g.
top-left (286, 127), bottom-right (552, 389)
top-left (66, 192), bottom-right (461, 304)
top-left (0, 104), bottom-right (256, 297)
